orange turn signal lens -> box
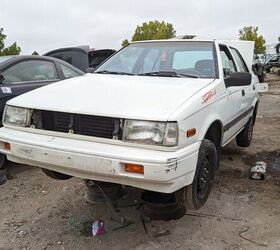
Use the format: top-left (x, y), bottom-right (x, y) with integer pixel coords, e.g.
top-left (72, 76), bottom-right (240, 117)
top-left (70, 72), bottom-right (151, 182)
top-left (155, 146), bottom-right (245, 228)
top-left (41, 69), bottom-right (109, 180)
top-left (4, 142), bottom-right (11, 150)
top-left (186, 128), bottom-right (196, 138)
top-left (124, 163), bottom-right (144, 174)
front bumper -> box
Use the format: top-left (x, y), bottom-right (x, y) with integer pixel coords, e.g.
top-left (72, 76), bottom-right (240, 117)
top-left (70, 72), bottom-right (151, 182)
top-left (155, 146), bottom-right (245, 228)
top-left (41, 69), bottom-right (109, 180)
top-left (0, 128), bottom-right (200, 193)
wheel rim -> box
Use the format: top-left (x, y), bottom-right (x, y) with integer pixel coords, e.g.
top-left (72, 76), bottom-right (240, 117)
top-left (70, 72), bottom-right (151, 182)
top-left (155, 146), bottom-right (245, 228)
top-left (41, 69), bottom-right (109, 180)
top-left (196, 156), bottom-right (211, 201)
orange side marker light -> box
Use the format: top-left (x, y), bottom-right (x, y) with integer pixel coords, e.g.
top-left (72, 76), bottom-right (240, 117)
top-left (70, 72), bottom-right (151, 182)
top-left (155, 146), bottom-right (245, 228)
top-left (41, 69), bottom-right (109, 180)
top-left (187, 128), bottom-right (196, 138)
top-left (4, 142), bottom-right (11, 150)
top-left (124, 163), bottom-right (144, 174)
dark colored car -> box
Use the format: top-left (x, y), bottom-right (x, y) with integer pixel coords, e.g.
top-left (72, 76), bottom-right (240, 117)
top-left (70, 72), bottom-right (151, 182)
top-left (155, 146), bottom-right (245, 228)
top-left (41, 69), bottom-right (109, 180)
top-left (44, 46), bottom-right (116, 72)
top-left (0, 55), bottom-right (84, 167)
top-left (265, 54), bottom-right (280, 73)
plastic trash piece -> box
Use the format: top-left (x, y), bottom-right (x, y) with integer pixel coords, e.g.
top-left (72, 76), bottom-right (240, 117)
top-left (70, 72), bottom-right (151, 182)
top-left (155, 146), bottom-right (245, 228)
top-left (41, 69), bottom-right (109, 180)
top-left (92, 220), bottom-right (106, 236)
top-left (249, 161), bottom-right (267, 180)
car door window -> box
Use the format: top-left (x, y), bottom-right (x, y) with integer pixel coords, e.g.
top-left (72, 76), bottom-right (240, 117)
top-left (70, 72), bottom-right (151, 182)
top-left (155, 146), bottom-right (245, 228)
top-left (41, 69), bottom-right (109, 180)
top-left (219, 45), bottom-right (236, 78)
top-left (60, 64), bottom-right (80, 78)
top-left (2, 60), bottom-right (58, 84)
top-left (230, 48), bottom-right (248, 72)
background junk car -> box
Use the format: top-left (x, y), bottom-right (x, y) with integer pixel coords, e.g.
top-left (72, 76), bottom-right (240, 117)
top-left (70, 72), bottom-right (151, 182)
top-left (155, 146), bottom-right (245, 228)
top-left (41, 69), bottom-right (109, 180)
top-left (44, 45), bottom-right (116, 72)
top-left (0, 55), bottom-right (84, 167)
top-left (0, 39), bottom-right (266, 212)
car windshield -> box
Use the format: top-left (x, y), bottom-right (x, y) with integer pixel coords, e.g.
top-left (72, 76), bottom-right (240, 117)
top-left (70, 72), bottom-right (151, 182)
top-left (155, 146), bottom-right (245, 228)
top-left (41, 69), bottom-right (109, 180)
top-left (95, 41), bottom-right (217, 78)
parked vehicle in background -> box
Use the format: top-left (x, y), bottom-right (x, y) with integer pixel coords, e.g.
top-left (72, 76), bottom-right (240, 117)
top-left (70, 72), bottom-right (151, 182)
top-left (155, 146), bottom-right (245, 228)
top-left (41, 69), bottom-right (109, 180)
top-left (252, 54), bottom-right (265, 82)
top-left (44, 46), bottom-right (115, 72)
top-left (265, 54), bottom-right (280, 72)
top-left (256, 54), bottom-right (265, 64)
top-left (0, 55), bottom-right (84, 167)
top-left (0, 40), bottom-right (267, 212)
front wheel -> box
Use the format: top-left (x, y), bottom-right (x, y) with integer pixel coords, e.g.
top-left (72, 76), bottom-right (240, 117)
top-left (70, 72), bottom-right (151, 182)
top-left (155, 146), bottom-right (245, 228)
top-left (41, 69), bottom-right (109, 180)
top-left (184, 139), bottom-right (217, 210)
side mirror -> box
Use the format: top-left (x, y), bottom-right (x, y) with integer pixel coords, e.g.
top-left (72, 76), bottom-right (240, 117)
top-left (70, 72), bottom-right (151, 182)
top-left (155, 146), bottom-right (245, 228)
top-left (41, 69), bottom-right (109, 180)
top-left (85, 67), bottom-right (95, 73)
top-left (225, 72), bottom-right (252, 87)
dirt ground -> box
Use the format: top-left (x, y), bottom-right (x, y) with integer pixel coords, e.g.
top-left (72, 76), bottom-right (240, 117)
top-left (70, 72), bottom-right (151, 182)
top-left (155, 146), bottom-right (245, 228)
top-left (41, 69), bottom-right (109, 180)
top-left (0, 74), bottom-right (279, 250)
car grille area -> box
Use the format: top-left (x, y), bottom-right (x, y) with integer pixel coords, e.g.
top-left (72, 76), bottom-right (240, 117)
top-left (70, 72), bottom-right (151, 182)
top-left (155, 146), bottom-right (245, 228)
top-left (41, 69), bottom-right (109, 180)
top-left (40, 110), bottom-right (117, 139)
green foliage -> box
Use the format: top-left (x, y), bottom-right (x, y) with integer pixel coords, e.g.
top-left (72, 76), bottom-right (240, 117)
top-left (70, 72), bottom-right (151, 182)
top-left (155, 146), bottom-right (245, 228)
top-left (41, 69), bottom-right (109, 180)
top-left (121, 39), bottom-right (129, 47)
top-left (239, 26), bottom-right (266, 54)
top-left (121, 20), bottom-right (176, 46)
top-left (0, 28), bottom-right (21, 56)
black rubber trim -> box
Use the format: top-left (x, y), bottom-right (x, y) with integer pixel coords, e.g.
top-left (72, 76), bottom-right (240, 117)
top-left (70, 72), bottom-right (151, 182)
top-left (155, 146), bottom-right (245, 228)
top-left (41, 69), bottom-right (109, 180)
top-left (224, 106), bottom-right (254, 132)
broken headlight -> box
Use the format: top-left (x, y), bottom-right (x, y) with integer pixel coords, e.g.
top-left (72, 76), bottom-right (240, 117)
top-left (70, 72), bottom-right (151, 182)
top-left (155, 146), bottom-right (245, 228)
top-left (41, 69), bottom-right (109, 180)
top-left (122, 120), bottom-right (178, 146)
top-left (3, 105), bottom-right (31, 127)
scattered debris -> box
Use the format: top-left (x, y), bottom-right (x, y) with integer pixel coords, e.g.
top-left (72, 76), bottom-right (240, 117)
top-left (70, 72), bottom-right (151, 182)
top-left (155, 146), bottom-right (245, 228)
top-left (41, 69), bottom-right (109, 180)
top-left (247, 192), bottom-right (255, 202)
top-left (153, 230), bottom-right (171, 238)
top-left (140, 214), bottom-right (148, 234)
top-left (249, 161), bottom-right (267, 180)
top-left (185, 212), bottom-right (242, 222)
top-left (228, 156), bottom-right (234, 161)
top-left (239, 227), bottom-right (268, 247)
top-left (68, 214), bottom-right (92, 237)
top-left (92, 220), bottom-right (106, 236)
top-left (94, 181), bottom-right (133, 230)
top-left (84, 180), bottom-right (122, 203)
top-left (141, 191), bottom-right (185, 221)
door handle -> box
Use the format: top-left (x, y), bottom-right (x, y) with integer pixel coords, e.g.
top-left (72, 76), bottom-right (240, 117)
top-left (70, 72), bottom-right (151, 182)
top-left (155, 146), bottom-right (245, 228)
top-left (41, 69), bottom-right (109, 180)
top-left (242, 90), bottom-right (245, 96)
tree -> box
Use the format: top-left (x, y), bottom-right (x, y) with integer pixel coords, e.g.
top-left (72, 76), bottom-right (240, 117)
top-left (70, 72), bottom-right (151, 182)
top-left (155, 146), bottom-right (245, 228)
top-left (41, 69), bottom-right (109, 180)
top-left (121, 39), bottom-right (129, 47)
top-left (239, 26), bottom-right (266, 54)
top-left (0, 28), bottom-right (21, 56)
top-left (121, 20), bottom-right (176, 46)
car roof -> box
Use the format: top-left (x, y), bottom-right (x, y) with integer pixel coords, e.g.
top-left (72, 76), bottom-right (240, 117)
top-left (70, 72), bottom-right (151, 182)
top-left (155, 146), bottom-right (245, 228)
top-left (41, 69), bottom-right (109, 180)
top-left (0, 55), bottom-right (84, 74)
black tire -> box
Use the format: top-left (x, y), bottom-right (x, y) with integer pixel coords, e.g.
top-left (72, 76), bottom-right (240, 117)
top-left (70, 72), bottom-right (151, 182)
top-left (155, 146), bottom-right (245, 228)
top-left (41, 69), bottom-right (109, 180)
top-left (236, 118), bottom-right (254, 147)
top-left (42, 168), bottom-right (72, 180)
top-left (184, 139), bottom-right (217, 210)
top-left (0, 154), bottom-right (6, 170)
top-left (258, 74), bottom-right (264, 83)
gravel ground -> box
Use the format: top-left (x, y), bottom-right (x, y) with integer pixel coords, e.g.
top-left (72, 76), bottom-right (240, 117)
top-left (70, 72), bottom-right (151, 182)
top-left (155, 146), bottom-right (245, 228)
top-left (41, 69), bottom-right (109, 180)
top-left (0, 74), bottom-right (279, 250)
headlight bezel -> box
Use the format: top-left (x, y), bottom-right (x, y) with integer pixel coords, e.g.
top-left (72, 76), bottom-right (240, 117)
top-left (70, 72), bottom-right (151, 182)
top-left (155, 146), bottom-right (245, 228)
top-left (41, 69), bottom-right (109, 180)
top-left (122, 119), bottom-right (178, 147)
top-left (3, 105), bottom-right (32, 127)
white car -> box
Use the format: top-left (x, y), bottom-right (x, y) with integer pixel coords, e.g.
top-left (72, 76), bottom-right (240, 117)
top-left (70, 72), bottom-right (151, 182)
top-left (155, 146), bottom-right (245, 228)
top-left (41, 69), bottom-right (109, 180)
top-left (0, 39), bottom-right (266, 210)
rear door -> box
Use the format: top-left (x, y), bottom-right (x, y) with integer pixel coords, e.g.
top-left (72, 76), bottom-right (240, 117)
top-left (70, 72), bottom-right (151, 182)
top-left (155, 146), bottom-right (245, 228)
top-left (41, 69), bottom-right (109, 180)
top-left (0, 59), bottom-right (60, 120)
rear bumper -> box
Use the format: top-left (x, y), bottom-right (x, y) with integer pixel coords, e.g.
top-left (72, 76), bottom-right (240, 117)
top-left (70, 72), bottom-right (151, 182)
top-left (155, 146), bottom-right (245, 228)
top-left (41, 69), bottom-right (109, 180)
top-left (0, 128), bottom-right (200, 193)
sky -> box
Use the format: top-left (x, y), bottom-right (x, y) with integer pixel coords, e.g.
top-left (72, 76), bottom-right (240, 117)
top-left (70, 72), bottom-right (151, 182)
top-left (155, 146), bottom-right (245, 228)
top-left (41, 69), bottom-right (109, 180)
top-left (0, 0), bottom-right (279, 55)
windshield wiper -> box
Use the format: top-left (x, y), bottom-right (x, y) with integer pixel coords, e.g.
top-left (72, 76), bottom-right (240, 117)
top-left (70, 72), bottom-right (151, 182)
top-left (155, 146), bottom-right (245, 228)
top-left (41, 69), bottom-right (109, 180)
top-left (94, 70), bottom-right (134, 75)
top-left (138, 71), bottom-right (199, 78)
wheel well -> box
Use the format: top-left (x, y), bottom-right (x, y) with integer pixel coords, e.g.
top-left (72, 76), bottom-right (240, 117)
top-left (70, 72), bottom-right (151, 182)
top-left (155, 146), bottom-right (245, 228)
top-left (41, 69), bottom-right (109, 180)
top-left (204, 121), bottom-right (222, 148)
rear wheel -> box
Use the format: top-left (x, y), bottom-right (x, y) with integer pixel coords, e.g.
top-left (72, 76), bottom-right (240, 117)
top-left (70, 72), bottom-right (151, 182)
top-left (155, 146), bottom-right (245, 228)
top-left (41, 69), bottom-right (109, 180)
top-left (184, 139), bottom-right (217, 210)
top-left (42, 169), bottom-right (72, 180)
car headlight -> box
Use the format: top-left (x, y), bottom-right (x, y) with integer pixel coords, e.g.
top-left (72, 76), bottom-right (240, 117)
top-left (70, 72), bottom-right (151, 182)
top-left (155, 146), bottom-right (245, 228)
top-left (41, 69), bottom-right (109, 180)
top-left (122, 120), bottom-right (178, 146)
top-left (3, 105), bottom-right (31, 127)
